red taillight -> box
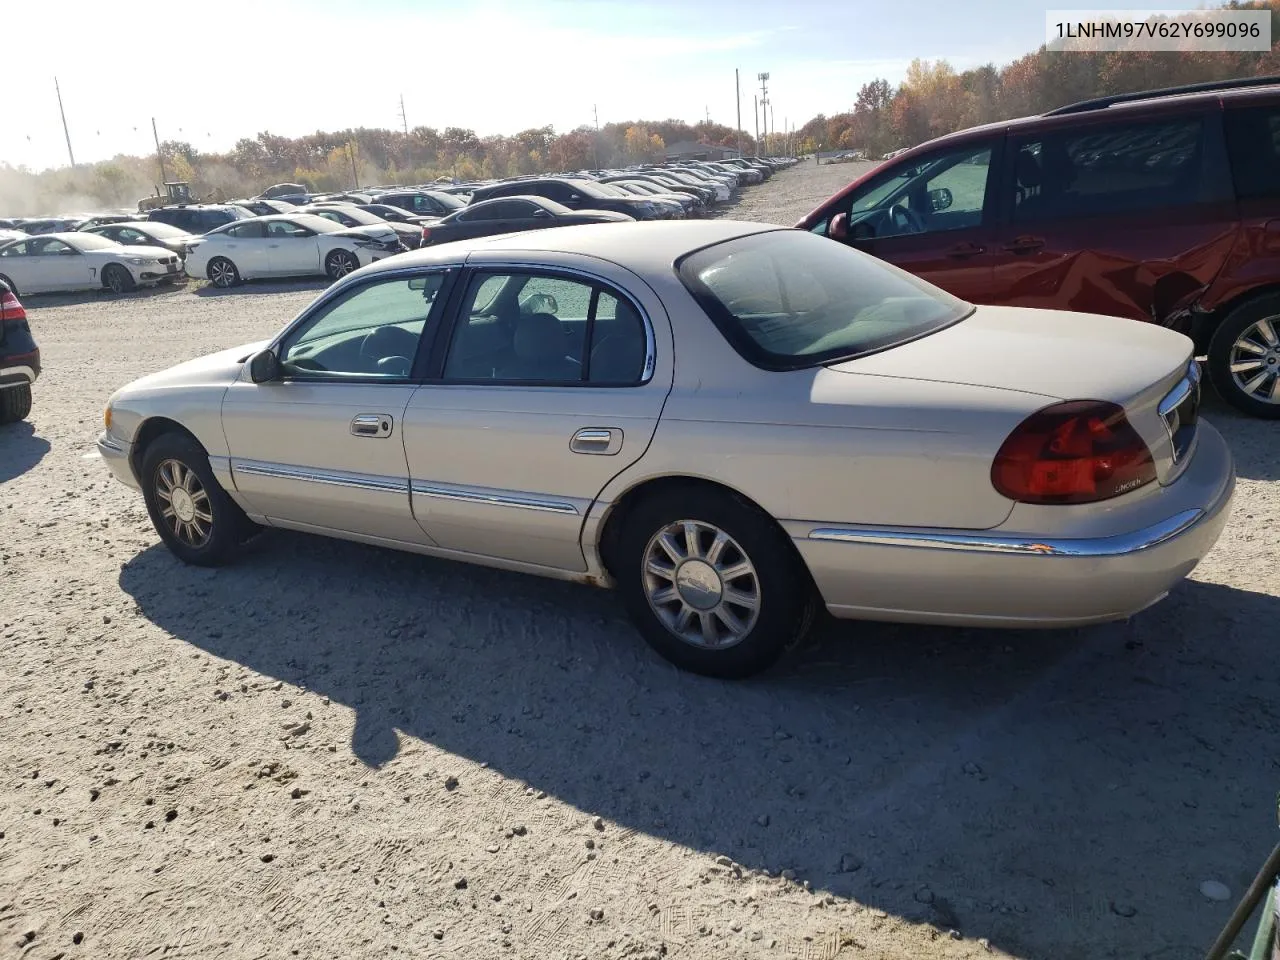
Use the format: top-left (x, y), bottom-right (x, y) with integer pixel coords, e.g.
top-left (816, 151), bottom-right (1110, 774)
top-left (421, 226), bottom-right (431, 243)
top-left (0, 289), bottom-right (24, 322)
top-left (991, 400), bottom-right (1156, 505)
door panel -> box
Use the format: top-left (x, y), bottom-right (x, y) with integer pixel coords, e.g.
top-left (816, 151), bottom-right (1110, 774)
top-left (404, 270), bottom-right (669, 571)
top-left (987, 112), bottom-right (1237, 323)
top-left (269, 233), bottom-right (321, 276)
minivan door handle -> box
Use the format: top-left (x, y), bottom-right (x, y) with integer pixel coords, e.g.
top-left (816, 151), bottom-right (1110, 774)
top-left (1002, 235), bottom-right (1045, 254)
top-left (946, 241), bottom-right (986, 258)
top-left (570, 427), bottom-right (622, 455)
top-left (351, 414), bottom-right (394, 438)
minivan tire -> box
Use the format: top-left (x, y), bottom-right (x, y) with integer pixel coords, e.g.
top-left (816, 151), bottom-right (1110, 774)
top-left (1207, 295), bottom-right (1280, 419)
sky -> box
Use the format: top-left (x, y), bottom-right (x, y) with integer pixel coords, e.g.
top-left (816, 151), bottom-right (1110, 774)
top-left (2, 0), bottom-right (1216, 172)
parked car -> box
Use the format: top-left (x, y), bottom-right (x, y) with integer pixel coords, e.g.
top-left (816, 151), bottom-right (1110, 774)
top-left (76, 214), bottom-right (138, 230)
top-left (83, 221), bottom-right (198, 259)
top-left (797, 75), bottom-right (1280, 418)
top-left (97, 220), bottom-right (1233, 679)
top-left (355, 203), bottom-right (437, 226)
top-left (18, 218), bottom-right (82, 235)
top-left (183, 213), bottom-right (402, 287)
top-left (585, 180), bottom-right (684, 218)
top-left (0, 233), bottom-right (183, 294)
top-left (601, 179), bottom-right (703, 217)
top-left (231, 199), bottom-right (296, 217)
top-left (0, 229), bottom-right (27, 244)
top-left (0, 278), bottom-right (38, 424)
top-left (258, 183), bottom-right (309, 200)
top-left (421, 195), bottom-right (631, 246)
top-left (372, 190), bottom-right (467, 217)
top-left (294, 204), bottom-right (423, 249)
top-left (148, 204), bottom-right (249, 234)
top-left (468, 177), bottom-right (662, 220)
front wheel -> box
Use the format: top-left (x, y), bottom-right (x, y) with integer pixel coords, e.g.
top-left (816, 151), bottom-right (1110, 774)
top-left (326, 249), bottom-right (359, 281)
top-left (207, 257), bottom-right (240, 288)
top-left (0, 384), bottom-right (32, 424)
top-left (1207, 295), bottom-right (1280, 419)
top-left (614, 487), bottom-right (817, 678)
top-left (103, 264), bottom-right (135, 294)
top-left (140, 432), bottom-right (255, 566)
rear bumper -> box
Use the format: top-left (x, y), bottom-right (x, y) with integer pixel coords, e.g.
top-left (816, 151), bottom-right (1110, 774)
top-left (0, 358), bottom-right (39, 388)
top-left (793, 421), bottom-right (1236, 627)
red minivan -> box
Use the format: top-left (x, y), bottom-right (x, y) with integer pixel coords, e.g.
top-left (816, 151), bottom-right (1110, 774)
top-left (796, 76), bottom-right (1280, 419)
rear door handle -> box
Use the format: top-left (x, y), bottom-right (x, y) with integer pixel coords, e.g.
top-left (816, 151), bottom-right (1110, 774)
top-left (946, 241), bottom-right (986, 259)
top-left (1002, 236), bottom-right (1045, 254)
top-left (351, 414), bottom-right (394, 438)
top-left (570, 427), bottom-right (622, 455)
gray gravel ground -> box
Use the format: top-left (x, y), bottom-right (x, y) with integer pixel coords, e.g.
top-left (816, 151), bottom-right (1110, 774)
top-left (1, 161), bottom-right (1278, 960)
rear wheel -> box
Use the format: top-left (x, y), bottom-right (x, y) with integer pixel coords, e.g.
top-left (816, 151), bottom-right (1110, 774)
top-left (614, 487), bottom-right (817, 678)
top-left (325, 249), bottom-right (358, 281)
top-left (1208, 295), bottom-right (1280, 419)
top-left (0, 384), bottom-right (32, 424)
top-left (140, 432), bottom-right (255, 566)
top-left (207, 257), bottom-right (240, 288)
top-left (103, 264), bottom-right (135, 294)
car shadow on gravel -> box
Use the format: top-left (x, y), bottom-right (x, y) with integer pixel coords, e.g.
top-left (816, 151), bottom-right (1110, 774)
top-left (1201, 393), bottom-right (1280, 481)
top-left (19, 283), bottom-right (188, 309)
top-left (119, 533), bottom-right (1279, 960)
top-left (192, 279), bottom-right (329, 298)
top-left (0, 420), bottom-right (50, 482)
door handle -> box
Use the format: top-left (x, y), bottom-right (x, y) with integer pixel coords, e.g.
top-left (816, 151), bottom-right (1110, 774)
top-left (946, 241), bottom-right (986, 258)
top-left (570, 427), bottom-right (622, 455)
top-left (351, 414), bottom-right (394, 438)
top-left (1002, 236), bottom-right (1045, 254)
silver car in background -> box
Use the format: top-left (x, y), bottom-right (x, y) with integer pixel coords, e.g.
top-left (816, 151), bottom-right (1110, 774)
top-left (98, 221), bottom-right (1235, 678)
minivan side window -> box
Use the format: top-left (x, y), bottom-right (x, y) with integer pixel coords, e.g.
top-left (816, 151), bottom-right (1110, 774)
top-left (1011, 118), bottom-right (1205, 223)
top-left (1224, 106), bottom-right (1280, 199)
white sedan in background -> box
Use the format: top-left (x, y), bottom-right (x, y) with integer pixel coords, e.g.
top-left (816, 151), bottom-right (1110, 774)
top-left (183, 214), bottom-right (406, 288)
top-left (0, 232), bottom-right (183, 295)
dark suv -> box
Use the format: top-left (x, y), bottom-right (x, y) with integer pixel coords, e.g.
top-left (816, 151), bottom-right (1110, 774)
top-left (147, 204), bottom-right (248, 234)
top-left (798, 75), bottom-right (1280, 418)
top-left (0, 278), bottom-right (39, 424)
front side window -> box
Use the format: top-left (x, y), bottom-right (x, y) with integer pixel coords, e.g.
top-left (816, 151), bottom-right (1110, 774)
top-left (679, 228), bottom-right (970, 370)
top-left (267, 220), bottom-right (311, 238)
top-left (118, 228), bottom-right (147, 244)
top-left (442, 271), bottom-right (648, 384)
top-left (279, 273), bottom-right (446, 380)
top-left (0, 242), bottom-right (28, 257)
top-left (1012, 117), bottom-right (1205, 222)
top-left (832, 143), bottom-right (994, 239)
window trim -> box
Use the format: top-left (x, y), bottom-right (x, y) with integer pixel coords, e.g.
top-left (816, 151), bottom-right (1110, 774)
top-left (425, 263), bottom-right (657, 389)
top-left (267, 266), bottom-right (458, 385)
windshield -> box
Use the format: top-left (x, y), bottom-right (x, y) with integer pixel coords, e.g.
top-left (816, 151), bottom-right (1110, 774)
top-left (139, 222), bottom-right (189, 238)
top-left (65, 233), bottom-right (118, 251)
top-left (319, 206), bottom-right (382, 225)
top-left (678, 229), bottom-right (971, 370)
top-left (569, 180), bottom-right (612, 199)
top-left (429, 192), bottom-right (465, 210)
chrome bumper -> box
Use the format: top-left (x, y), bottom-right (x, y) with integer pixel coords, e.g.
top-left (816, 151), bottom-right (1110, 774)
top-left (97, 431), bottom-right (138, 490)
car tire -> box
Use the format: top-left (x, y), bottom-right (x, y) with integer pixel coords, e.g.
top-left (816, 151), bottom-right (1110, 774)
top-left (0, 384), bottom-right (32, 424)
top-left (140, 431), bottom-right (255, 566)
top-left (1207, 294), bottom-right (1280, 419)
top-left (325, 249), bottom-right (359, 282)
top-left (614, 487), bottom-right (817, 679)
top-left (103, 264), bottom-right (135, 294)
top-left (0, 274), bottom-right (17, 296)
top-left (207, 257), bottom-right (240, 288)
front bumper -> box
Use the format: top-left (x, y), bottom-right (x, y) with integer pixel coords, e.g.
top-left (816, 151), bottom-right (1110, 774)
top-left (97, 431), bottom-right (139, 491)
top-left (794, 420), bottom-right (1236, 627)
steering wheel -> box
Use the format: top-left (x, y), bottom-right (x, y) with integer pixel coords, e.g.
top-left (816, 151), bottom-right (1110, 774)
top-left (888, 203), bottom-right (926, 235)
top-left (359, 327), bottom-right (419, 371)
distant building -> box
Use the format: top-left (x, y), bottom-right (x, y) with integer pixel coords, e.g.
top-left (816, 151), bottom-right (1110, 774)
top-left (664, 140), bottom-right (741, 161)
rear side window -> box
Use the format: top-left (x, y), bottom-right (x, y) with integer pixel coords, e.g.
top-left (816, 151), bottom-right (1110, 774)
top-left (1225, 105), bottom-right (1280, 199)
top-left (1012, 117), bottom-right (1206, 223)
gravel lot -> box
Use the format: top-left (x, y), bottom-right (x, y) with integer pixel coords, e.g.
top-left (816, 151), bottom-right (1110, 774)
top-left (2, 160), bottom-right (1278, 960)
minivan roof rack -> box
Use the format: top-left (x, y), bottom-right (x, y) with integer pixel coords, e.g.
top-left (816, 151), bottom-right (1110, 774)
top-left (1044, 74), bottom-right (1280, 116)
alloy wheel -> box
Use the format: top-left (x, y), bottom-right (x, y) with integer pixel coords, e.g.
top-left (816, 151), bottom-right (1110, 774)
top-left (642, 519), bottom-right (761, 649)
top-left (1229, 315), bottom-right (1280, 405)
top-left (209, 260), bottom-right (236, 288)
top-left (154, 458), bottom-right (213, 548)
top-left (329, 252), bottom-right (356, 279)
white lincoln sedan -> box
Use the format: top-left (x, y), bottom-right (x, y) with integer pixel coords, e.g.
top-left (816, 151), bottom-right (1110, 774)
top-left (97, 221), bottom-right (1235, 678)
top-left (0, 232), bottom-right (183, 294)
top-left (183, 214), bottom-right (405, 287)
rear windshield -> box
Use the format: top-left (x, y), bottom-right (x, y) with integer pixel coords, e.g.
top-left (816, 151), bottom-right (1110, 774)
top-left (677, 229), bottom-right (971, 370)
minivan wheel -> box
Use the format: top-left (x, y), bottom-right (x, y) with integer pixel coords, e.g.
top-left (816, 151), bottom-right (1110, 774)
top-left (140, 432), bottom-right (255, 566)
top-left (1208, 295), bottom-right (1280, 419)
top-left (0, 384), bottom-right (32, 424)
top-left (614, 487), bottom-right (817, 679)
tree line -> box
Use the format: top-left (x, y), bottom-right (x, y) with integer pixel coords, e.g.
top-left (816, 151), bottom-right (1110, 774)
top-left (2, 0), bottom-right (1279, 215)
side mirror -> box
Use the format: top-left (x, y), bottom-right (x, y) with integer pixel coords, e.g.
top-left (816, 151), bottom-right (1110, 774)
top-left (928, 187), bottom-right (953, 212)
top-left (829, 212), bottom-right (850, 241)
top-left (248, 348), bottom-right (281, 383)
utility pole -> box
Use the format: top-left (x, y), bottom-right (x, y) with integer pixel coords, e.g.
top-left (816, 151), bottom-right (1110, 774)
top-left (593, 104), bottom-right (600, 170)
top-left (348, 140), bottom-right (359, 189)
top-left (55, 77), bottom-right (75, 168)
top-left (769, 103), bottom-right (776, 157)
top-left (753, 95), bottom-right (759, 153)
top-left (757, 72), bottom-right (770, 157)
top-left (398, 94), bottom-right (408, 135)
top-left (735, 68), bottom-right (742, 158)
top-left (152, 117), bottom-right (167, 186)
